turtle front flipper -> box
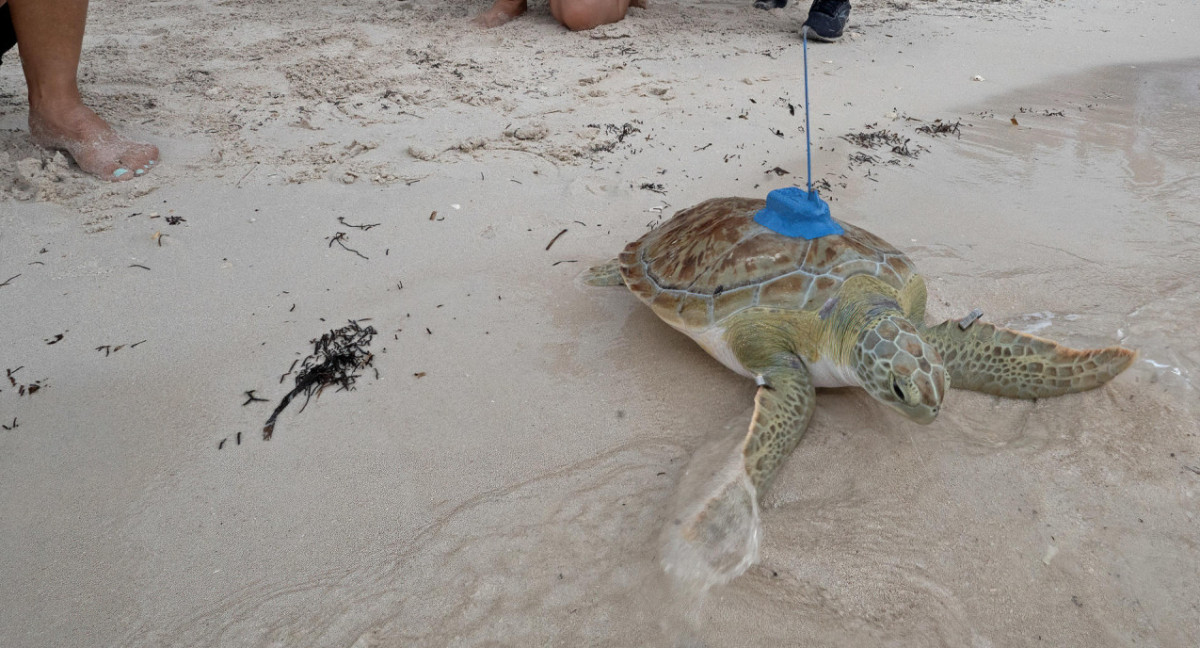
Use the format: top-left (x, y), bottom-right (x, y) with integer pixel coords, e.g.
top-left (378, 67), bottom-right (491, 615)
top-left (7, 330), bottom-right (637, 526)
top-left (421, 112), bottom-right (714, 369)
top-left (580, 258), bottom-right (624, 286)
top-left (742, 364), bottom-right (817, 494)
top-left (921, 320), bottom-right (1136, 399)
top-left (663, 362), bottom-right (815, 585)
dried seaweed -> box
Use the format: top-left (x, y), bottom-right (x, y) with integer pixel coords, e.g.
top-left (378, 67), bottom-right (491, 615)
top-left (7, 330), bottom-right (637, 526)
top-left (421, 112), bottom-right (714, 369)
top-left (849, 151), bottom-right (881, 166)
top-left (263, 319), bottom-right (377, 440)
top-left (586, 122), bottom-right (642, 153)
top-left (327, 231), bottom-right (369, 259)
top-left (588, 122), bottom-right (641, 142)
top-left (890, 138), bottom-right (921, 158)
top-left (242, 389), bottom-right (268, 406)
top-left (841, 126), bottom-right (926, 158)
top-left (337, 216), bottom-right (379, 231)
top-left (915, 119), bottom-right (962, 137)
top-left (1017, 107), bottom-right (1066, 117)
top-left (841, 127), bottom-right (906, 149)
top-left (545, 228), bottom-right (568, 250)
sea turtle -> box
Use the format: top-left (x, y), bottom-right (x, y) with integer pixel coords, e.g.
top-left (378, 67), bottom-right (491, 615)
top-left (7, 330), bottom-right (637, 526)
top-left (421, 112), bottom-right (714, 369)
top-left (583, 196), bottom-right (1135, 580)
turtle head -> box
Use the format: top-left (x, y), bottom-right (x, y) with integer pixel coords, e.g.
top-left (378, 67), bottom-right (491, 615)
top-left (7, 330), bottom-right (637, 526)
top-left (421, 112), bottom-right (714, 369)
top-left (853, 315), bottom-right (947, 424)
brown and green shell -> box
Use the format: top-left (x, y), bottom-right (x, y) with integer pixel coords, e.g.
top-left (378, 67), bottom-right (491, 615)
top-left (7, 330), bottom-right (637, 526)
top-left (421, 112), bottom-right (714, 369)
top-left (619, 197), bottom-right (917, 331)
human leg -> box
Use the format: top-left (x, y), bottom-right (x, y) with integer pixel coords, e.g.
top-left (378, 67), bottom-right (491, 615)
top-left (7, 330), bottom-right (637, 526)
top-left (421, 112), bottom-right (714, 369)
top-left (7, 0), bottom-right (158, 180)
top-left (548, 0), bottom-right (646, 32)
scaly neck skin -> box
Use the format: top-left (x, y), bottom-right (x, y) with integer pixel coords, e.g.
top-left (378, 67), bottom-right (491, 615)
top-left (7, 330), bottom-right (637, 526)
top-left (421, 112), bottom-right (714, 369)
top-left (723, 275), bottom-right (909, 378)
top-left (819, 276), bottom-right (907, 367)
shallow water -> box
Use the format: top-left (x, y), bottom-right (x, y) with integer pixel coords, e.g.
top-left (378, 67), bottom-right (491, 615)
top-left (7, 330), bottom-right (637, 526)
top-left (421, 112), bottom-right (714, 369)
top-left (949, 60), bottom-right (1200, 395)
top-left (105, 59), bottom-right (1200, 647)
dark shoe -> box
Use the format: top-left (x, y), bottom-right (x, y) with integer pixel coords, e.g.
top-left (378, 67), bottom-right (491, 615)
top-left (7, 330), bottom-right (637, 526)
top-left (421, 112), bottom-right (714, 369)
top-left (802, 0), bottom-right (850, 42)
top-left (754, 0), bottom-right (788, 9)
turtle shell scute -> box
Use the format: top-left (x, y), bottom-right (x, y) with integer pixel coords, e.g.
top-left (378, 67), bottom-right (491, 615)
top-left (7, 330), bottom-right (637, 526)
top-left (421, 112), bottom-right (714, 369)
top-left (619, 197), bottom-right (916, 330)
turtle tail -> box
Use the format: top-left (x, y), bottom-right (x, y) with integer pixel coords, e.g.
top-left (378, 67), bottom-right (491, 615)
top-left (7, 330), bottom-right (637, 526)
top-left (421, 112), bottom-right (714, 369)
top-left (921, 320), bottom-right (1136, 400)
top-left (581, 258), bottom-right (625, 287)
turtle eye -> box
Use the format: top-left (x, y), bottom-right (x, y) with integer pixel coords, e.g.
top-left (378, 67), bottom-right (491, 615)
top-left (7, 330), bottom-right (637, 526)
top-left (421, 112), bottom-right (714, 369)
top-left (892, 379), bottom-right (906, 401)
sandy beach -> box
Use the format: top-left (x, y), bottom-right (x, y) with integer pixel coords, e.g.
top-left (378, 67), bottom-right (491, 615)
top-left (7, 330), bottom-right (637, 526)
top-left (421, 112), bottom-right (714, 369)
top-left (2, 0), bottom-right (1198, 646)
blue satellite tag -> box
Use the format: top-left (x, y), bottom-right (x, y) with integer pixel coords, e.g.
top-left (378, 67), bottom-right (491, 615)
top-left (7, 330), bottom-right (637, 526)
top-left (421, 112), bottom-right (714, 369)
top-left (752, 31), bottom-right (843, 240)
top-left (753, 186), bottom-right (844, 239)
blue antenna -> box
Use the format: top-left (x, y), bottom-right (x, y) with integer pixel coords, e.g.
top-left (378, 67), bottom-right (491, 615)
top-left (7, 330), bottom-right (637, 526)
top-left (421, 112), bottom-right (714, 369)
top-left (754, 27), bottom-right (844, 239)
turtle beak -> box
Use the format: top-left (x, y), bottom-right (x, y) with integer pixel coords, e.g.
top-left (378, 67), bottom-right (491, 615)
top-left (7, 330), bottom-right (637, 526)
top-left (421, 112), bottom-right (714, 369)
top-left (910, 352), bottom-right (947, 424)
top-left (910, 405), bottom-right (939, 425)
top-left (897, 374), bottom-right (942, 424)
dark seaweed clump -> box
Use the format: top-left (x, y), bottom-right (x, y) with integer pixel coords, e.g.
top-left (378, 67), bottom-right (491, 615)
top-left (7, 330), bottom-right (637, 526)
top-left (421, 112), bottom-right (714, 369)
top-left (263, 319), bottom-right (377, 440)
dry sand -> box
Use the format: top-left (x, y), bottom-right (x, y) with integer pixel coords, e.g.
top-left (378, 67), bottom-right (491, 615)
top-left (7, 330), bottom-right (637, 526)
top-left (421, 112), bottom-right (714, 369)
top-left (2, 1), bottom-right (1199, 646)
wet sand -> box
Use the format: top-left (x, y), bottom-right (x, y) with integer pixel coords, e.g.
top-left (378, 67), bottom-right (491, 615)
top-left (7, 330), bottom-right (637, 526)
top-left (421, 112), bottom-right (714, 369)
top-left (1, 1), bottom-right (1198, 646)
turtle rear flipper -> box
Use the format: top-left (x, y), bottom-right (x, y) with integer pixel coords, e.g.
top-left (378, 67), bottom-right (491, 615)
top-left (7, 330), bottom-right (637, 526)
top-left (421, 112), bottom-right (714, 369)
top-left (922, 320), bottom-right (1136, 399)
top-left (581, 258), bottom-right (624, 286)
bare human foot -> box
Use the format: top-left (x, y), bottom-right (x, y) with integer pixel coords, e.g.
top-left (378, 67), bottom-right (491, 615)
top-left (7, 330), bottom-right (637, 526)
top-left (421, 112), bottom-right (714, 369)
top-left (6, 0), bottom-right (159, 181)
top-left (28, 102), bottom-right (158, 182)
top-left (473, 0), bottom-right (527, 28)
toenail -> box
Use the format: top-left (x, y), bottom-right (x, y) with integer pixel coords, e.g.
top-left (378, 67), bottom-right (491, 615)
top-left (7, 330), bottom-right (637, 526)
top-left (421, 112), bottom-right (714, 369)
top-left (148, 160), bottom-right (156, 165)
top-left (113, 168), bottom-right (129, 177)
top-left (135, 169), bottom-right (145, 175)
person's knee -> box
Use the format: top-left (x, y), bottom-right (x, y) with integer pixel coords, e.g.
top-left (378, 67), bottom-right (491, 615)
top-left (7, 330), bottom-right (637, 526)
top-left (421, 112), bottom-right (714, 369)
top-left (555, 0), bottom-right (611, 31)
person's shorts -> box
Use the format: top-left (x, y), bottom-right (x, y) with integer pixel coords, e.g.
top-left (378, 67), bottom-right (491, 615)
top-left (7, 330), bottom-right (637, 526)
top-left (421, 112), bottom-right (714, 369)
top-left (1, 4), bottom-right (16, 66)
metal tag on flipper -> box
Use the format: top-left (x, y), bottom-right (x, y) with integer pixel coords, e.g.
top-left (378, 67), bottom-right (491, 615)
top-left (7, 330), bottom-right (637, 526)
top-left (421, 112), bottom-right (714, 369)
top-left (753, 187), bottom-right (844, 239)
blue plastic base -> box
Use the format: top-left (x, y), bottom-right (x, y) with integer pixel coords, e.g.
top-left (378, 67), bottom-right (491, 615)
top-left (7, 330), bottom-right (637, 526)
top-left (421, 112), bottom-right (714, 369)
top-left (753, 187), bottom-right (844, 239)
